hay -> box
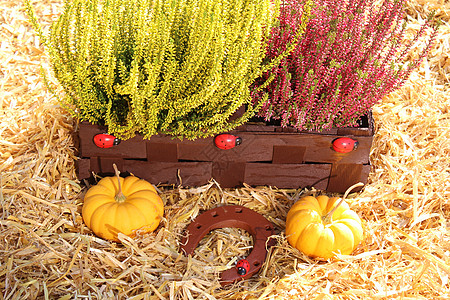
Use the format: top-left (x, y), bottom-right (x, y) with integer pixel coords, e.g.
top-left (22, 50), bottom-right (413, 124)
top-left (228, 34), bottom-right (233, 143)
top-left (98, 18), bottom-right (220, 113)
top-left (1, 0), bottom-right (449, 299)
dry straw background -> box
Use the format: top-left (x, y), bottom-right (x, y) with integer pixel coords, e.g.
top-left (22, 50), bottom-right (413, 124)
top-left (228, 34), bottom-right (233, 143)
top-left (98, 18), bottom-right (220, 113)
top-left (1, 0), bottom-right (449, 299)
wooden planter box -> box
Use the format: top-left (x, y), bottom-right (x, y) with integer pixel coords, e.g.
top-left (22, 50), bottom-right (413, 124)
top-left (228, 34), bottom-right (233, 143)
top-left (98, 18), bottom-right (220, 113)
top-left (76, 114), bottom-right (374, 193)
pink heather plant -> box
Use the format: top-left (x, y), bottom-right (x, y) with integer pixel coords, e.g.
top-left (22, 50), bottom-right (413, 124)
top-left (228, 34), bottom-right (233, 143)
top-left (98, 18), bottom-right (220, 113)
top-left (251, 0), bottom-right (439, 131)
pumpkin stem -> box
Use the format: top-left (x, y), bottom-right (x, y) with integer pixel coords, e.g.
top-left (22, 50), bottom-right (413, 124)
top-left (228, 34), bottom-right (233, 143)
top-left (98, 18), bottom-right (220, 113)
top-left (113, 163), bottom-right (126, 202)
top-left (323, 182), bottom-right (364, 223)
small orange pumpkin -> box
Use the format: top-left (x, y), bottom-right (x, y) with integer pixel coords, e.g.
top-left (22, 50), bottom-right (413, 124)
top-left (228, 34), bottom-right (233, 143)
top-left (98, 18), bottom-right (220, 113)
top-left (82, 165), bottom-right (164, 241)
top-left (285, 184), bottom-right (364, 259)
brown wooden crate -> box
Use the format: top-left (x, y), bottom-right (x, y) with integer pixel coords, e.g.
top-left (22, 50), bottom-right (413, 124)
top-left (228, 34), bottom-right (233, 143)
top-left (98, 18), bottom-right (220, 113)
top-left (77, 113), bottom-right (373, 191)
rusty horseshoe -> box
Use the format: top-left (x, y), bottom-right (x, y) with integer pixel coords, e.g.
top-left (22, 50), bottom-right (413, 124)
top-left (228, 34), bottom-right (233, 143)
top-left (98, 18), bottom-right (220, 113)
top-left (180, 205), bottom-right (275, 286)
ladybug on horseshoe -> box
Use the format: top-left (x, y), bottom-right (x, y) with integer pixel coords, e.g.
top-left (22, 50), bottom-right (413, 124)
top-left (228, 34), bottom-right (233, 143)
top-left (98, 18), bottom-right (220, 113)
top-left (236, 259), bottom-right (250, 276)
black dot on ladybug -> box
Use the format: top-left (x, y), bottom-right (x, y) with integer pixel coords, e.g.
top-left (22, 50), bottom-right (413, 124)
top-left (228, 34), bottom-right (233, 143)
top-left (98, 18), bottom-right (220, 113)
top-left (237, 267), bottom-right (247, 276)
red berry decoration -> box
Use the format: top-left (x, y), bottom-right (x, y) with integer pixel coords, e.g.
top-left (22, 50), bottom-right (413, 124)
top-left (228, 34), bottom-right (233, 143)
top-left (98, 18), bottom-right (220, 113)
top-left (332, 137), bottom-right (359, 153)
top-left (214, 134), bottom-right (242, 150)
top-left (93, 134), bottom-right (121, 148)
top-left (236, 259), bottom-right (250, 276)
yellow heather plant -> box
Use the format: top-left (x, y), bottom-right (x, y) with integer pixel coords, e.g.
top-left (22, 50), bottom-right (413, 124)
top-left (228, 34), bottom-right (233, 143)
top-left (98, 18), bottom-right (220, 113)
top-left (25, 0), bottom-right (312, 140)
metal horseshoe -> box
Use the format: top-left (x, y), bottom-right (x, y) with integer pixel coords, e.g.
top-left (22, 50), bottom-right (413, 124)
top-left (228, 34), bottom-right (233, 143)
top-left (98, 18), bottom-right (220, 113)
top-left (180, 205), bottom-right (275, 286)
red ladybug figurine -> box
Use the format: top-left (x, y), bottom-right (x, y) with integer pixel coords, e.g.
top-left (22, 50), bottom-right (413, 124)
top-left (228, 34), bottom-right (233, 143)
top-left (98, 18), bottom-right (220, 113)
top-left (214, 134), bottom-right (242, 150)
top-left (332, 137), bottom-right (359, 153)
top-left (236, 259), bottom-right (250, 276)
top-left (93, 133), bottom-right (121, 148)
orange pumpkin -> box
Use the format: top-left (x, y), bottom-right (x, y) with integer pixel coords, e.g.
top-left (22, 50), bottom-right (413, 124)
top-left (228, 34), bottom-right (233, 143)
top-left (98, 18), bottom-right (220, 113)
top-left (82, 165), bottom-right (164, 241)
top-left (285, 183), bottom-right (364, 259)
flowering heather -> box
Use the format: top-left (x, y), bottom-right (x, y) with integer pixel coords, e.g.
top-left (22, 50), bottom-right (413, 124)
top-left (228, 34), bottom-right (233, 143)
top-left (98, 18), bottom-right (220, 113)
top-left (251, 0), bottom-right (439, 131)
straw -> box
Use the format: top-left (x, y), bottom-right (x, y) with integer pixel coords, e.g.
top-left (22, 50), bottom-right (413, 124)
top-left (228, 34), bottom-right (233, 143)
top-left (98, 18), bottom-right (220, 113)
top-left (1, 0), bottom-right (449, 299)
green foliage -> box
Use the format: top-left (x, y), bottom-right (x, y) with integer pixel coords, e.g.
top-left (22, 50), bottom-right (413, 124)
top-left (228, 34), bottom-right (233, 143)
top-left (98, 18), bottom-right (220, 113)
top-left (25, 0), bottom-right (285, 140)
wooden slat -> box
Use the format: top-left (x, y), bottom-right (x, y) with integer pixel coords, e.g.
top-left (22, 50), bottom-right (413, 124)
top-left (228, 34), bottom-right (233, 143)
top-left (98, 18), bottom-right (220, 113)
top-left (177, 133), bottom-right (274, 162)
top-left (76, 158), bottom-right (91, 180)
top-left (238, 124), bottom-right (277, 132)
top-left (244, 163), bottom-right (331, 190)
top-left (90, 157), bottom-right (124, 175)
top-left (212, 162), bottom-right (246, 188)
top-left (360, 164), bottom-right (371, 184)
top-left (176, 133), bottom-right (371, 164)
top-left (147, 142), bottom-right (178, 162)
top-left (337, 127), bottom-right (372, 136)
top-left (123, 161), bottom-right (212, 187)
top-left (78, 122), bottom-right (147, 159)
top-left (272, 145), bottom-right (306, 164)
top-left (177, 143), bottom-right (217, 162)
top-left (326, 163), bottom-right (370, 193)
top-left (301, 135), bottom-right (372, 164)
